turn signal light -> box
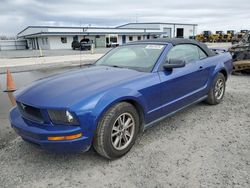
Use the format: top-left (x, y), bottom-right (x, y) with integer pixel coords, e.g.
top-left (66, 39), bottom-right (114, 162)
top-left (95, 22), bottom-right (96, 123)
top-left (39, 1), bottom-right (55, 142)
top-left (48, 133), bottom-right (82, 141)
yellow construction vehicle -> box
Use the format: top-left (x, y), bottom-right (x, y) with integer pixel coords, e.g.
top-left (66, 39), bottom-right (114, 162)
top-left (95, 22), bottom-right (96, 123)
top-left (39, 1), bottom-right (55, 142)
top-left (222, 30), bottom-right (235, 42)
top-left (195, 31), bottom-right (212, 42)
top-left (210, 33), bottom-right (220, 43)
top-left (195, 34), bottom-right (204, 42)
top-left (203, 31), bottom-right (213, 42)
top-left (215, 31), bottom-right (224, 42)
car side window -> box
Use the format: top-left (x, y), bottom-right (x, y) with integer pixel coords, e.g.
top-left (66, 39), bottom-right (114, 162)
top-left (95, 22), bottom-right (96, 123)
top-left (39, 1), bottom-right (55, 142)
top-left (198, 47), bottom-right (208, 59)
top-left (166, 44), bottom-right (200, 64)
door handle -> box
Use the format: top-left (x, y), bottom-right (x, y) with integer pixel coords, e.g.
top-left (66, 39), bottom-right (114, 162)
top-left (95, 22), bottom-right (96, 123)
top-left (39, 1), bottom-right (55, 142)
top-left (199, 66), bottom-right (203, 69)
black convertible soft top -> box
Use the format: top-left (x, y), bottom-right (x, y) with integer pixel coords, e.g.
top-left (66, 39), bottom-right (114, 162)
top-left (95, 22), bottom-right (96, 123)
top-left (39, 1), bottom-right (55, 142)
top-left (130, 38), bottom-right (216, 57)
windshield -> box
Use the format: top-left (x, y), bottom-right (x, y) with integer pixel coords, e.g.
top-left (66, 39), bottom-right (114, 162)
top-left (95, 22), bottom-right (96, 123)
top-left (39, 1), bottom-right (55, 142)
top-left (95, 44), bottom-right (165, 72)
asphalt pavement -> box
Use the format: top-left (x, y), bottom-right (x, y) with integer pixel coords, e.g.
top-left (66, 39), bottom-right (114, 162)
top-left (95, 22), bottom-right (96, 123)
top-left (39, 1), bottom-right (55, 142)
top-left (0, 48), bottom-right (109, 59)
top-left (0, 48), bottom-right (110, 73)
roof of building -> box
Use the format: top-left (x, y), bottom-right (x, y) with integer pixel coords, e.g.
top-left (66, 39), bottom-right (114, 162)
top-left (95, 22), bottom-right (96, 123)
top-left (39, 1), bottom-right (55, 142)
top-left (18, 31), bottom-right (165, 39)
top-left (17, 28), bottom-right (165, 39)
top-left (117, 22), bottom-right (198, 28)
top-left (129, 38), bottom-right (215, 57)
top-left (17, 25), bottom-right (160, 36)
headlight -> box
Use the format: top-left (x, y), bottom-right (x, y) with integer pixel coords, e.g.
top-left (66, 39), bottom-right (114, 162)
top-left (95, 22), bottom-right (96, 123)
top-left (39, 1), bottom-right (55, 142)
top-left (48, 110), bottom-right (79, 125)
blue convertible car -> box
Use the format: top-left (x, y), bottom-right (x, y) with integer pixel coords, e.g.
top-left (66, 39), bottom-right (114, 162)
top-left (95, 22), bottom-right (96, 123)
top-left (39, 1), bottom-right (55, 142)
top-left (9, 39), bottom-right (233, 159)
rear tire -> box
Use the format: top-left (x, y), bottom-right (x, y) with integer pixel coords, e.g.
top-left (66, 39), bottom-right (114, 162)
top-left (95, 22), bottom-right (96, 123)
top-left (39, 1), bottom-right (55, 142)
top-left (206, 73), bottom-right (226, 105)
top-left (93, 102), bottom-right (139, 159)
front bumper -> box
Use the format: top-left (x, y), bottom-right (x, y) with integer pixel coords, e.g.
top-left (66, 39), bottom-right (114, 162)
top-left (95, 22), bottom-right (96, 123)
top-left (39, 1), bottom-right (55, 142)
top-left (9, 107), bottom-right (92, 153)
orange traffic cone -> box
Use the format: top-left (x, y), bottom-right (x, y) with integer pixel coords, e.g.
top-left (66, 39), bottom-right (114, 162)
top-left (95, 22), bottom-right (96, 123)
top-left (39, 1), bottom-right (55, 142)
top-left (5, 69), bottom-right (16, 92)
top-left (4, 69), bottom-right (17, 106)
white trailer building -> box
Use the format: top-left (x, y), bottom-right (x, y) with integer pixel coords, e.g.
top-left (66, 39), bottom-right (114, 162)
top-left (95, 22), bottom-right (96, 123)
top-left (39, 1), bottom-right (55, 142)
top-left (17, 22), bottom-right (197, 50)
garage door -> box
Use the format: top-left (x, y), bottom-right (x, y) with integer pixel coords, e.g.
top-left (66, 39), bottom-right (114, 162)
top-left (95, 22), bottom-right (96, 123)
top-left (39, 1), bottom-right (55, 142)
top-left (95, 36), bottom-right (106, 47)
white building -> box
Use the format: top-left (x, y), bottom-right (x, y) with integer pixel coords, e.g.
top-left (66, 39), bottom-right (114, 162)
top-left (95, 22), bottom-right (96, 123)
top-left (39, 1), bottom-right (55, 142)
top-left (17, 22), bottom-right (198, 50)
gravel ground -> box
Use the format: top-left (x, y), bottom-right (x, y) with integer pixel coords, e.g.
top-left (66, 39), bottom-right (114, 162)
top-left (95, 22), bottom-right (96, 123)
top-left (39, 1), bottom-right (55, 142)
top-left (0, 75), bottom-right (249, 188)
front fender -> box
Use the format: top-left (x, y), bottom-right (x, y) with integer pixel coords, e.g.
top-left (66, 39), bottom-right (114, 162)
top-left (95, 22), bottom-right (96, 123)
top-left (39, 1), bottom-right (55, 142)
top-left (71, 87), bottom-right (147, 136)
top-left (92, 88), bottom-right (146, 126)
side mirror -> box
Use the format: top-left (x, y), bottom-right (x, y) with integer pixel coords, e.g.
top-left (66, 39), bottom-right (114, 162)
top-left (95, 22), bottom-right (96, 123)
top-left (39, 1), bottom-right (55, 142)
top-left (163, 59), bottom-right (186, 69)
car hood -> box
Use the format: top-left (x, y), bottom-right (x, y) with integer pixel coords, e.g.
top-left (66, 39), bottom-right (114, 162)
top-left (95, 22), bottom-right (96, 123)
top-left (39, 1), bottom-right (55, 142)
top-left (15, 66), bottom-right (144, 108)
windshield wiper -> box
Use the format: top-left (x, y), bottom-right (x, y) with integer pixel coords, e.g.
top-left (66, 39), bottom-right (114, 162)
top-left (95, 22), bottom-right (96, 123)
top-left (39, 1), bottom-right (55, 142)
top-left (97, 64), bottom-right (128, 69)
top-left (109, 65), bottom-right (125, 69)
top-left (80, 63), bottom-right (95, 68)
top-left (82, 63), bottom-right (94, 66)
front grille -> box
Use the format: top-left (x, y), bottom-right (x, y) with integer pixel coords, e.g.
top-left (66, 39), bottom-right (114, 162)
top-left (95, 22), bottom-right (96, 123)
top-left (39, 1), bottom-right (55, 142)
top-left (17, 102), bottom-right (44, 123)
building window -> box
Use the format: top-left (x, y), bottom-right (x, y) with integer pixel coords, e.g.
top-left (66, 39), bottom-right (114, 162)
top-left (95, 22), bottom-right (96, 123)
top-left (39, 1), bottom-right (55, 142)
top-left (129, 36), bottom-right (133, 41)
top-left (45, 38), bottom-right (48, 44)
top-left (110, 36), bottom-right (118, 43)
top-left (137, 36), bottom-right (141, 40)
top-left (147, 35), bottom-right (150, 39)
top-left (61, 37), bottom-right (67, 43)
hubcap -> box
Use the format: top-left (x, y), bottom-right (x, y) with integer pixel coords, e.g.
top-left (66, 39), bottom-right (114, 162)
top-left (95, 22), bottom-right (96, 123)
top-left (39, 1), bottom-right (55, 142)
top-left (111, 113), bottom-right (135, 151)
top-left (214, 78), bottom-right (224, 100)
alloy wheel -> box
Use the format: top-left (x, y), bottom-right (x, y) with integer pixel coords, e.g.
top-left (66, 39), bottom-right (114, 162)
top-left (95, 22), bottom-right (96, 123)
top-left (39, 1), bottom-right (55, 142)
top-left (111, 112), bottom-right (135, 151)
top-left (214, 78), bottom-right (224, 100)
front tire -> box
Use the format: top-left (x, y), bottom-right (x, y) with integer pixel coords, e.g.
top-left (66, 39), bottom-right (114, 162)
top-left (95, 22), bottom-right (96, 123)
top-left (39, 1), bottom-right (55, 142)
top-left (93, 102), bottom-right (139, 159)
top-left (206, 73), bottom-right (226, 105)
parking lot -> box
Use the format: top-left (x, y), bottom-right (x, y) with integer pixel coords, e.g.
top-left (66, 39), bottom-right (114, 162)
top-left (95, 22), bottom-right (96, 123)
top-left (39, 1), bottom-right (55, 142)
top-left (0, 48), bottom-right (109, 59)
top-left (0, 65), bottom-right (249, 187)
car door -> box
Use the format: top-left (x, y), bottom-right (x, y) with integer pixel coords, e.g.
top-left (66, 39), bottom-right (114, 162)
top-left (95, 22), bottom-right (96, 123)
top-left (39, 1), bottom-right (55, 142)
top-left (158, 44), bottom-right (209, 116)
top-left (195, 46), bottom-right (211, 89)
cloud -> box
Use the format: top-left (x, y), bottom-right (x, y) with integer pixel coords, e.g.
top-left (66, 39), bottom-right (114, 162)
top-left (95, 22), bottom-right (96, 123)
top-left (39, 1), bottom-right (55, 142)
top-left (0, 0), bottom-right (250, 36)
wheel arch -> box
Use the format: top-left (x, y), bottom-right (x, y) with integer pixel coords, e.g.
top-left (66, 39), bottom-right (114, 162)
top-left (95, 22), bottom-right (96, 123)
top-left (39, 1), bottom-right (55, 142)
top-left (209, 68), bottom-right (228, 88)
top-left (219, 68), bottom-right (228, 81)
top-left (94, 96), bottom-right (146, 133)
top-left (120, 99), bottom-right (145, 132)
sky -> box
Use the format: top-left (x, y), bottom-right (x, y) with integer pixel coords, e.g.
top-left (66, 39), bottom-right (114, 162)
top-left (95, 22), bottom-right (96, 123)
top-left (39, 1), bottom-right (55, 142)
top-left (0, 0), bottom-right (250, 36)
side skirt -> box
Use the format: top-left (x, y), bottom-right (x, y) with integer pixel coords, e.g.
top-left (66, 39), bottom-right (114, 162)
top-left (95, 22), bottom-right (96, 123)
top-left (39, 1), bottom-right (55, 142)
top-left (143, 95), bottom-right (208, 131)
